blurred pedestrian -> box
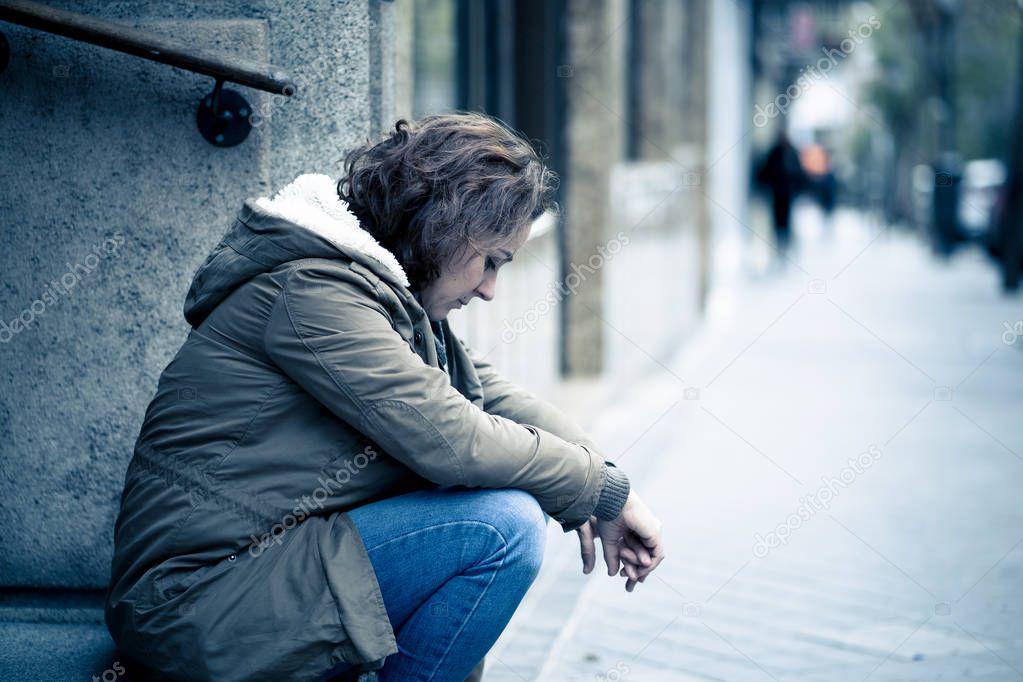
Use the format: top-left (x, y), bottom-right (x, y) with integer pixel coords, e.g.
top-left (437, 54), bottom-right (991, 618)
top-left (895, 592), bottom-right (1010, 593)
top-left (757, 130), bottom-right (806, 264)
top-left (800, 143), bottom-right (838, 222)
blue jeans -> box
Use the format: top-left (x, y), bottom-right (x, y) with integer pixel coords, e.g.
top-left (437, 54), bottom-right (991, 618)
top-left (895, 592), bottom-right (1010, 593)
top-left (318, 486), bottom-right (549, 681)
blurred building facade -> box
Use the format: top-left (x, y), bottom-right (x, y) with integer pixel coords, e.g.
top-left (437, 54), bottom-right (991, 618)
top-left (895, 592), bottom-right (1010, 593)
top-left (405, 0), bottom-right (753, 396)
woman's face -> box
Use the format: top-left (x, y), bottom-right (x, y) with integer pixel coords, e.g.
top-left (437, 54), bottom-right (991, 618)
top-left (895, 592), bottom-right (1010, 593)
top-left (418, 223), bottom-right (532, 321)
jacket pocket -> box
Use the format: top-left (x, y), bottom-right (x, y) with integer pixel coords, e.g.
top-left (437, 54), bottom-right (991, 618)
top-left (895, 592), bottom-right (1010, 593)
top-left (153, 555), bottom-right (237, 603)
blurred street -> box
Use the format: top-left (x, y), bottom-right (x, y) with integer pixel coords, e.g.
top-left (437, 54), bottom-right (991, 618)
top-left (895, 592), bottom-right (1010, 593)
top-left (487, 205), bottom-right (1023, 681)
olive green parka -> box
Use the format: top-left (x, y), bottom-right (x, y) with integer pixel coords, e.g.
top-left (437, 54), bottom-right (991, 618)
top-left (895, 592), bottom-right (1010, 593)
top-left (105, 173), bottom-right (628, 681)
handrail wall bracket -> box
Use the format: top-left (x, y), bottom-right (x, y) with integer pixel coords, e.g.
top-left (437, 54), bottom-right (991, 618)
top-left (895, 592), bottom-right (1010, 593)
top-left (0, 1), bottom-right (297, 148)
top-left (197, 79), bottom-right (253, 148)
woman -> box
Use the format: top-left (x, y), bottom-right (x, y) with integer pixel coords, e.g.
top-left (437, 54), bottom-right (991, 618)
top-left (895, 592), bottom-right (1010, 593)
top-left (105, 113), bottom-right (665, 682)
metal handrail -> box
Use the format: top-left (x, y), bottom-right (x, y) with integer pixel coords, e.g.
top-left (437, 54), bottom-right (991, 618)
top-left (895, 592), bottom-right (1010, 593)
top-left (0, 0), bottom-right (296, 96)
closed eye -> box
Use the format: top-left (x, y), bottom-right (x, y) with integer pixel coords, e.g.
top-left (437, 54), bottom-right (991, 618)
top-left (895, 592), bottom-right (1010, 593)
top-left (485, 252), bottom-right (513, 271)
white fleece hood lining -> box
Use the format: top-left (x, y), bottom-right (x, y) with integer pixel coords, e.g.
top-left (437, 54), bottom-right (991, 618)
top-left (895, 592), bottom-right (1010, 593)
top-left (253, 173), bottom-right (410, 288)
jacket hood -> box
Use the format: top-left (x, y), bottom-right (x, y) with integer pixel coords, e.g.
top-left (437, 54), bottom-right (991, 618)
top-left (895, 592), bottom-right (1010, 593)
top-left (184, 173), bottom-right (411, 328)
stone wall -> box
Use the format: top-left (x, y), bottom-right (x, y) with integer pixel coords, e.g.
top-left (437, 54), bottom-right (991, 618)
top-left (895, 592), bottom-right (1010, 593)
top-left (0, 0), bottom-right (397, 590)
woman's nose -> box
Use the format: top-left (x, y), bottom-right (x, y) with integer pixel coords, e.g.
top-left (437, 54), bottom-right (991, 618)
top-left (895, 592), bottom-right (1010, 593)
top-left (475, 271), bottom-right (497, 301)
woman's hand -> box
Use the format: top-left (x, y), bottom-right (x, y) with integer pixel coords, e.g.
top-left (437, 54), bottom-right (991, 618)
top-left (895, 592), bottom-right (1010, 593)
top-left (576, 490), bottom-right (665, 592)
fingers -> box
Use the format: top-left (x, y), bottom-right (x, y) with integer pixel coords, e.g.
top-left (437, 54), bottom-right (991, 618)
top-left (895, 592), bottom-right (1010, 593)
top-left (601, 533), bottom-right (622, 577)
top-left (617, 536), bottom-right (653, 587)
top-left (604, 539), bottom-right (644, 590)
top-left (622, 533), bottom-right (652, 567)
top-left (635, 533), bottom-right (665, 581)
top-left (616, 529), bottom-right (665, 587)
top-left (621, 534), bottom-right (651, 583)
top-left (577, 519), bottom-right (597, 575)
top-left (593, 505), bottom-right (665, 591)
top-left (617, 543), bottom-right (641, 566)
top-left (633, 525), bottom-right (662, 550)
top-left (618, 561), bottom-right (639, 581)
top-left (609, 535), bottom-right (644, 587)
top-left (618, 567), bottom-right (639, 592)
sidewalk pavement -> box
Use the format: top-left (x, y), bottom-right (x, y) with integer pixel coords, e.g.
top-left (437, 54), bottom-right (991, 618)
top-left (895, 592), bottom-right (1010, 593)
top-left (486, 207), bottom-right (1023, 682)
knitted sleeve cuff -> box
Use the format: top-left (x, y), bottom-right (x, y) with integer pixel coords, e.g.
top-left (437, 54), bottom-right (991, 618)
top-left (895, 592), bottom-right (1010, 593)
top-left (591, 461), bottom-right (631, 521)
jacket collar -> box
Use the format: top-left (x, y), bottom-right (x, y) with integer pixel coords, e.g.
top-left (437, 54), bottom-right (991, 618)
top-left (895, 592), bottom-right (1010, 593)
top-left (253, 173), bottom-right (410, 289)
top-left (184, 174), bottom-right (420, 329)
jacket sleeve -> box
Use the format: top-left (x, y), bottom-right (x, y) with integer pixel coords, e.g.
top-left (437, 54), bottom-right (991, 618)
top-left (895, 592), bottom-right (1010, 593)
top-left (456, 335), bottom-right (631, 522)
top-left (263, 263), bottom-right (607, 530)
top-left (458, 338), bottom-right (599, 452)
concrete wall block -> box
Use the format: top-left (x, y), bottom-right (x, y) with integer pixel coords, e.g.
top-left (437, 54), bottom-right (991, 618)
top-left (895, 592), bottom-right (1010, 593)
top-left (0, 16), bottom-right (270, 589)
top-left (0, 0), bottom-right (390, 589)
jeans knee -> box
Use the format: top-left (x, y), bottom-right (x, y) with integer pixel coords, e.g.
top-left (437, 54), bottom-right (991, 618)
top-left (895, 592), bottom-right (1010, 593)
top-left (487, 489), bottom-right (547, 577)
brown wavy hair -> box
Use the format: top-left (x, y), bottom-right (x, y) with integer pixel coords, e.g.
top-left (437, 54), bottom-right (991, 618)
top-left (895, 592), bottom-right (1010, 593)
top-left (337, 112), bottom-right (558, 291)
